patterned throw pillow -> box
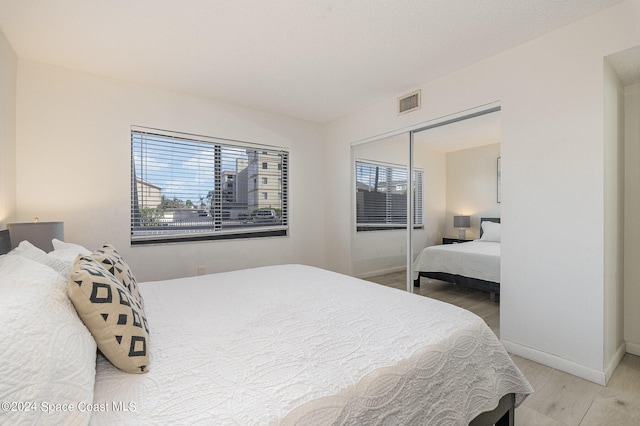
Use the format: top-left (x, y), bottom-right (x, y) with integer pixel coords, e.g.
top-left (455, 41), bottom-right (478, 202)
top-left (91, 244), bottom-right (144, 308)
top-left (68, 255), bottom-right (150, 374)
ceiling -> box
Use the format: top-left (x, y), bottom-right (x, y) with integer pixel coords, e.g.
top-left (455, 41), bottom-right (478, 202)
top-left (607, 45), bottom-right (640, 85)
top-left (0, 0), bottom-right (631, 124)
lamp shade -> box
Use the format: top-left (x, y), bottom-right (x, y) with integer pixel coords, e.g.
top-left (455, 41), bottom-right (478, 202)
top-left (7, 222), bottom-right (64, 252)
top-left (453, 215), bottom-right (471, 228)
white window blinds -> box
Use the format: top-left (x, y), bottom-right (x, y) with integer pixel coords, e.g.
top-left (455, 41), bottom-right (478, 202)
top-left (131, 127), bottom-right (289, 244)
top-left (355, 160), bottom-right (423, 230)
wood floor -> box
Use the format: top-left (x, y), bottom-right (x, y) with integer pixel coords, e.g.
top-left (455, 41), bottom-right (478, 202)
top-left (365, 271), bottom-right (640, 426)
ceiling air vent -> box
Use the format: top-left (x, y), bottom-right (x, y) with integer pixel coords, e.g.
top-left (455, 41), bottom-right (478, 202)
top-left (398, 90), bottom-right (421, 114)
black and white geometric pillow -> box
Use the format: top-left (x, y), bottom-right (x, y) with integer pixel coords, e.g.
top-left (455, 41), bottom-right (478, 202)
top-left (68, 255), bottom-right (150, 374)
top-left (91, 244), bottom-right (144, 309)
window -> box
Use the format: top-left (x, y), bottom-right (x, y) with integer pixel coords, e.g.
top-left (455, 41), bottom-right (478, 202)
top-left (355, 160), bottom-right (423, 231)
top-left (262, 177), bottom-right (268, 184)
top-left (131, 127), bottom-right (289, 244)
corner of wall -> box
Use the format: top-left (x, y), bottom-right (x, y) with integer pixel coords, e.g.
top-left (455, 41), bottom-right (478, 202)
top-left (0, 28), bottom-right (17, 228)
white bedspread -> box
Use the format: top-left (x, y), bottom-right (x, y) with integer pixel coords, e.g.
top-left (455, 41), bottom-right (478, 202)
top-left (413, 241), bottom-right (501, 282)
top-left (91, 264), bottom-right (529, 425)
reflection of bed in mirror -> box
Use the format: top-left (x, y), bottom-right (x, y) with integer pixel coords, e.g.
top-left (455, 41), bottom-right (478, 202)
top-left (413, 218), bottom-right (501, 300)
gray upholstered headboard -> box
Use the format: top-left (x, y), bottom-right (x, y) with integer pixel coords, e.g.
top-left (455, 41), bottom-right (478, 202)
top-left (0, 229), bottom-right (11, 255)
top-left (479, 217), bottom-right (500, 237)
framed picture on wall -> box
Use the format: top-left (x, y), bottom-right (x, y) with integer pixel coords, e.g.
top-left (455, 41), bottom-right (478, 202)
top-left (497, 157), bottom-right (501, 203)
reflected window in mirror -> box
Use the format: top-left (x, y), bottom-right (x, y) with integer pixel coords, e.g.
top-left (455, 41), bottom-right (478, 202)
top-left (355, 160), bottom-right (423, 231)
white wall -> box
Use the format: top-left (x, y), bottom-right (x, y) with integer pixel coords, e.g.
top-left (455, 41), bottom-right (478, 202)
top-left (325, 0), bottom-right (640, 384)
top-left (0, 29), bottom-right (16, 227)
top-left (15, 59), bottom-right (326, 281)
top-left (445, 143), bottom-right (501, 239)
top-left (624, 82), bottom-right (640, 354)
top-left (414, 143), bottom-right (447, 254)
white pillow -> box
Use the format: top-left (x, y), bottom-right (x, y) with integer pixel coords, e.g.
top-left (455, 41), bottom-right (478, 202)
top-left (48, 249), bottom-right (85, 273)
top-left (8, 240), bottom-right (70, 278)
top-left (52, 238), bottom-right (91, 255)
top-left (479, 221), bottom-right (501, 242)
top-left (0, 255), bottom-right (97, 425)
top-left (49, 238), bottom-right (93, 275)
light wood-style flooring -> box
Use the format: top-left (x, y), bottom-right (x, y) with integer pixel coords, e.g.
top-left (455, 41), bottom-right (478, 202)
top-left (365, 271), bottom-right (640, 426)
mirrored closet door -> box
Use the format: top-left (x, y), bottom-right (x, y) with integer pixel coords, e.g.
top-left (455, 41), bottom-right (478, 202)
top-left (410, 108), bottom-right (502, 296)
top-left (351, 106), bottom-right (501, 297)
top-left (351, 133), bottom-right (410, 290)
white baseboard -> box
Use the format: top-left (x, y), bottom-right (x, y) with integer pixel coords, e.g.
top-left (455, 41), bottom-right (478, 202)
top-left (626, 341), bottom-right (640, 357)
top-left (501, 339), bottom-right (606, 385)
top-left (355, 265), bottom-right (405, 279)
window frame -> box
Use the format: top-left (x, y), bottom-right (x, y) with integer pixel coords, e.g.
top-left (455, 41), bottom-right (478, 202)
top-left (131, 127), bottom-right (289, 245)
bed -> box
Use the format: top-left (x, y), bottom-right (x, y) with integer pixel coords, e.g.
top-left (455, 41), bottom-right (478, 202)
top-left (414, 218), bottom-right (501, 300)
top-left (0, 235), bottom-right (531, 425)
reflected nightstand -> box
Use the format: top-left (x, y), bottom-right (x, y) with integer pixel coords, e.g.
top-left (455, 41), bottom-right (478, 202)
top-left (442, 238), bottom-right (473, 245)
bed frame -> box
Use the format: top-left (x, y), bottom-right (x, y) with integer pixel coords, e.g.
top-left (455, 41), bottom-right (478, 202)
top-left (471, 393), bottom-right (515, 426)
top-left (0, 229), bottom-right (11, 255)
top-left (414, 217), bottom-right (501, 301)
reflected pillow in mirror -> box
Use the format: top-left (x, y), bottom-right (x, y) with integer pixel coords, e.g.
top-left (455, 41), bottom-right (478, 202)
top-left (480, 221), bottom-right (501, 242)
